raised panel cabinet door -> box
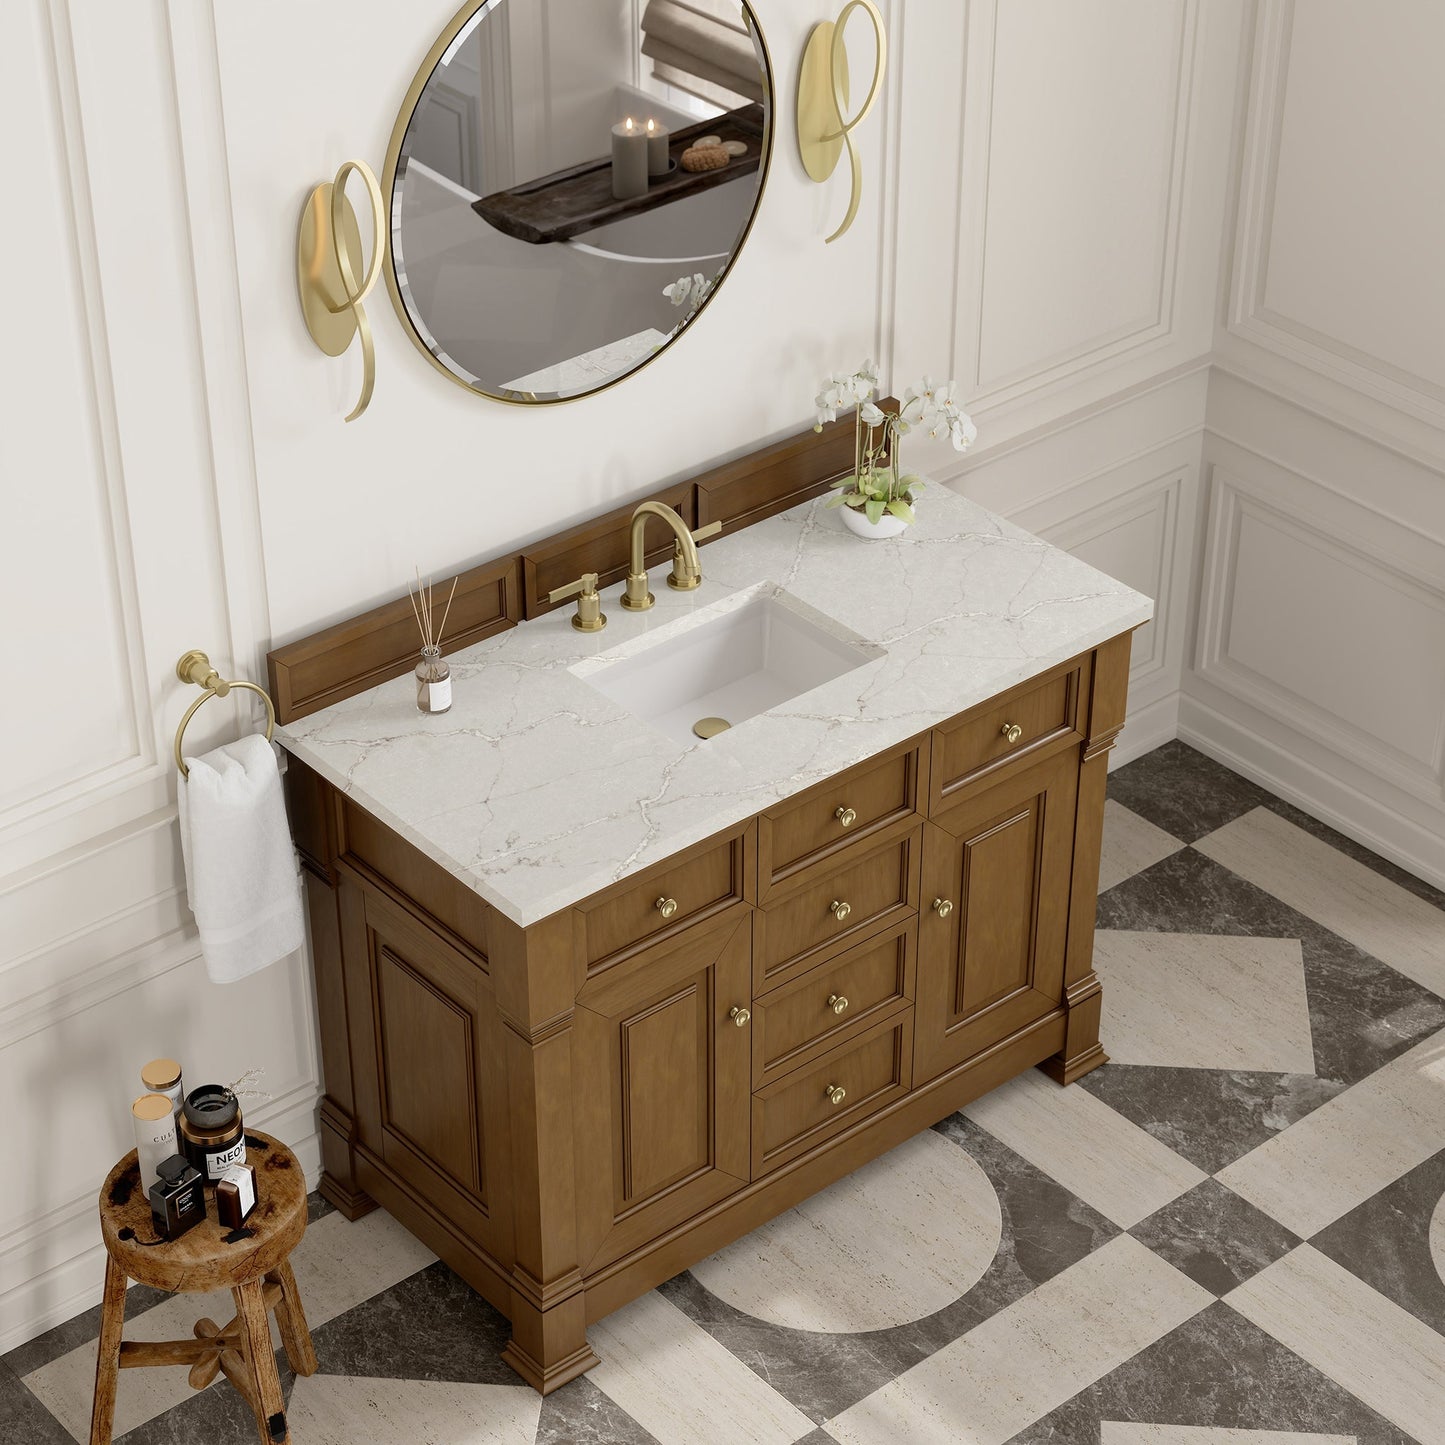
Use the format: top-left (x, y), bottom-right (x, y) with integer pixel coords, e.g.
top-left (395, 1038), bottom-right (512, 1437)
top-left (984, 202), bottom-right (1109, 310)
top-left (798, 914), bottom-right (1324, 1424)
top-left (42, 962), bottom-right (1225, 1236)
top-left (337, 866), bottom-right (511, 1258)
top-left (915, 749), bottom-right (1079, 1083)
top-left (573, 908), bottom-right (753, 1274)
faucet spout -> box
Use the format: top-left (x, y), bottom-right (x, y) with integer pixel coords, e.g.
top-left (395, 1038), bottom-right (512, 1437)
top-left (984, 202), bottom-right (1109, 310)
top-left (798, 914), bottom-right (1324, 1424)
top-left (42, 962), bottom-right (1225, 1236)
top-left (622, 502), bottom-right (720, 611)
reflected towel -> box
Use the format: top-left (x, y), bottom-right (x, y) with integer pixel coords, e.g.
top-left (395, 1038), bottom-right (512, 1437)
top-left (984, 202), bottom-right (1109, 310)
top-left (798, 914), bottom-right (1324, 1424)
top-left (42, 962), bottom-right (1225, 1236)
top-left (179, 734), bottom-right (305, 985)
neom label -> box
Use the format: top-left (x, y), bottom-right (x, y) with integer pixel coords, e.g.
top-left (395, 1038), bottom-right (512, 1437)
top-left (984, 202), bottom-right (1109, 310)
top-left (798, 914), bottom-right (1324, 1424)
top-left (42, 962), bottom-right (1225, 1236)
top-left (205, 1137), bottom-right (247, 1181)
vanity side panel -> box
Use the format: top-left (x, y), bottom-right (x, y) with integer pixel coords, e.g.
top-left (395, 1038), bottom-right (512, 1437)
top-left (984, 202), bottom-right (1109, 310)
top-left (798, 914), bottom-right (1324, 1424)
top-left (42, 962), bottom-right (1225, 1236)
top-left (1040, 629), bottom-right (1135, 1085)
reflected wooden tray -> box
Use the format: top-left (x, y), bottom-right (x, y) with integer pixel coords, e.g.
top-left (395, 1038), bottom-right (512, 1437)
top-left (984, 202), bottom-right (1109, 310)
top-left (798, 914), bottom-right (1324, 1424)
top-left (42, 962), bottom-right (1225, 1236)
top-left (472, 103), bottom-right (765, 245)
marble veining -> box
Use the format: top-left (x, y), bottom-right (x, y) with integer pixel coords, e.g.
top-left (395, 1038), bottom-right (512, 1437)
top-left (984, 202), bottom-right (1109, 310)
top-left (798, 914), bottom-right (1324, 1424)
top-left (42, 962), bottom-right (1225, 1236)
top-left (277, 488), bottom-right (1152, 925)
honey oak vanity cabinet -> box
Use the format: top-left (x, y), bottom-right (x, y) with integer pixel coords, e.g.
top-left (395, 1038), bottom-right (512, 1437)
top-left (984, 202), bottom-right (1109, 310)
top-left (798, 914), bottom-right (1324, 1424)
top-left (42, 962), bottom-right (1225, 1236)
top-left (284, 631), bottom-right (1133, 1394)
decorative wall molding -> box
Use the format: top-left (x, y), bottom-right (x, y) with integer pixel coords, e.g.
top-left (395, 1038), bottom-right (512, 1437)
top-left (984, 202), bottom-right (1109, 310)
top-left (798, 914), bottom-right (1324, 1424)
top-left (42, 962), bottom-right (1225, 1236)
top-left (1226, 0), bottom-right (1445, 427)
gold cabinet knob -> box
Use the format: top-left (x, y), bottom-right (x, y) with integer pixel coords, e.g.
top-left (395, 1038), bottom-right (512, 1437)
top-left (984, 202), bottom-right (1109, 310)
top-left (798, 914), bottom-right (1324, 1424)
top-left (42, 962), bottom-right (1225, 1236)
top-left (835, 806), bottom-right (858, 828)
top-left (932, 897), bottom-right (954, 919)
top-left (656, 897), bottom-right (679, 919)
top-left (825, 1084), bottom-right (847, 1107)
top-left (729, 1006), bottom-right (751, 1028)
top-left (827, 994), bottom-right (849, 1016)
top-left (1001, 722), bottom-right (1024, 745)
top-left (829, 900), bottom-right (852, 924)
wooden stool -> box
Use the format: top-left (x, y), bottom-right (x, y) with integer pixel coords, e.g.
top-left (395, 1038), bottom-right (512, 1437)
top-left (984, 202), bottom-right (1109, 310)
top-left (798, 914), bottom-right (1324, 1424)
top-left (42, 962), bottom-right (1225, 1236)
top-left (88, 1130), bottom-right (317, 1445)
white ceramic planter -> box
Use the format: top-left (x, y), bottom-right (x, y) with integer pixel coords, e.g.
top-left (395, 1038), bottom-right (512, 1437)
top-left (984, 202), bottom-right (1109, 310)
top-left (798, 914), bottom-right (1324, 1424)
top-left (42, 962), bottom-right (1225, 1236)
top-left (840, 504), bottom-right (910, 541)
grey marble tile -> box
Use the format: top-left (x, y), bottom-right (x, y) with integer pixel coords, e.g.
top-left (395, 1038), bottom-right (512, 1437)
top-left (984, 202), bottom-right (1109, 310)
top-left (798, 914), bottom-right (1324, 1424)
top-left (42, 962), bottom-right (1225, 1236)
top-left (1309, 1146), bottom-right (1445, 1338)
top-left (2, 1281), bottom-right (176, 1378)
top-left (306, 1189), bottom-right (336, 1225)
top-left (0, 1359), bottom-right (72, 1445)
top-left (660, 1114), bottom-right (1118, 1424)
top-left (1129, 1179), bottom-right (1301, 1295)
top-left (307, 1258), bottom-right (517, 1385)
top-left (1006, 1300), bottom-right (1417, 1445)
top-left (1079, 1062), bottom-right (1344, 1175)
top-left (538, 1373), bottom-right (662, 1445)
top-left (794, 1432), bottom-right (842, 1445)
top-left (1107, 741), bottom-right (1276, 846)
top-left (1096, 848), bottom-right (1445, 1088)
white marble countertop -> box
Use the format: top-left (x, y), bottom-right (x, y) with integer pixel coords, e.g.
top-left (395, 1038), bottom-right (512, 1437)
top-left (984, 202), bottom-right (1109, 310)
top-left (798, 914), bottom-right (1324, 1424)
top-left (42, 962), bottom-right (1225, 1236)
top-left (277, 487), bottom-right (1153, 927)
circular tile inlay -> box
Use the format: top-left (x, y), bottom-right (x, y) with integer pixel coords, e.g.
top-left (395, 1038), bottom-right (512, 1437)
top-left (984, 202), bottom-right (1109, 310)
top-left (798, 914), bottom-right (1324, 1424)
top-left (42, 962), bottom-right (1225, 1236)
top-left (1430, 1186), bottom-right (1445, 1289)
top-left (690, 1131), bottom-right (1003, 1333)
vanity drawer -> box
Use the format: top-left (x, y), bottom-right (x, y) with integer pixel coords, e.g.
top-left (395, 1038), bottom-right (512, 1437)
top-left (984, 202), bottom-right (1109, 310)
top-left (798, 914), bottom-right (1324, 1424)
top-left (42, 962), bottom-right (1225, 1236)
top-left (931, 660), bottom-right (1088, 812)
top-left (758, 742), bottom-right (925, 899)
top-left (753, 821), bottom-right (921, 994)
top-left (579, 821), bottom-right (753, 972)
top-left (753, 920), bottom-right (915, 1090)
top-left (752, 1012), bottom-right (913, 1175)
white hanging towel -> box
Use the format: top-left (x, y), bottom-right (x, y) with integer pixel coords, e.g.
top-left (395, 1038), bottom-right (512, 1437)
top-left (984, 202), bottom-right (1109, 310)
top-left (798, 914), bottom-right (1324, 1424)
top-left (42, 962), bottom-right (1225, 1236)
top-left (178, 733), bottom-right (305, 985)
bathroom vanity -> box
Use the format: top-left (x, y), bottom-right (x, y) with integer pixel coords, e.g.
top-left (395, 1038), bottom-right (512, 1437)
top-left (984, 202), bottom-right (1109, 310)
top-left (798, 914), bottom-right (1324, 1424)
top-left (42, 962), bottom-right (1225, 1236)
top-left (272, 442), bottom-right (1151, 1394)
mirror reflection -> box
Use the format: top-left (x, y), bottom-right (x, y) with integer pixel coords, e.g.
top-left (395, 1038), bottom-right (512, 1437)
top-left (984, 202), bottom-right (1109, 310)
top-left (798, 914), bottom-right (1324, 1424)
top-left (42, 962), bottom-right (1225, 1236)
top-left (386, 0), bottom-right (773, 404)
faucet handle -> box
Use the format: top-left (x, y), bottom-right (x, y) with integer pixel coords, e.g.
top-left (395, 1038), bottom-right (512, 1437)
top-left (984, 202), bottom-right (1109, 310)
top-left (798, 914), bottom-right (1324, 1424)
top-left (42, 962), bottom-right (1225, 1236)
top-left (692, 520), bottom-right (723, 544)
top-left (547, 572), bottom-right (607, 634)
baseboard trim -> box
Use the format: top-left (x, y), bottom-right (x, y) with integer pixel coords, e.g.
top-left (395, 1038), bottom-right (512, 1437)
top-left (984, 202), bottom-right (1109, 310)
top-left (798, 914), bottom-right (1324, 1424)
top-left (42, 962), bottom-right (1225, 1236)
top-left (1111, 690), bottom-right (1180, 770)
top-left (1179, 692), bottom-right (1445, 893)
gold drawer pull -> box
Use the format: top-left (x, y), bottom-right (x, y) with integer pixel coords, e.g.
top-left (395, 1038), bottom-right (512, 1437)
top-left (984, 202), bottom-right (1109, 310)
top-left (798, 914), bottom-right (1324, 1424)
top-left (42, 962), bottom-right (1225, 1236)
top-left (729, 1006), bottom-right (751, 1027)
top-left (826, 1084), bottom-right (847, 1107)
top-left (827, 993), bottom-right (849, 1016)
top-left (835, 806), bottom-right (858, 828)
top-left (932, 897), bottom-right (954, 919)
top-left (1001, 722), bottom-right (1024, 745)
top-left (830, 900), bottom-right (852, 924)
top-left (656, 897), bottom-right (679, 919)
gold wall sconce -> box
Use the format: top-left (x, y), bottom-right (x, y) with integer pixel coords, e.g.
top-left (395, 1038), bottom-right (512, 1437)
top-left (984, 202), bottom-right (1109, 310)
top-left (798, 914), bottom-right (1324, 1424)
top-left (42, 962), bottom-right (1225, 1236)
top-left (797, 0), bottom-right (888, 244)
top-left (296, 160), bottom-right (386, 422)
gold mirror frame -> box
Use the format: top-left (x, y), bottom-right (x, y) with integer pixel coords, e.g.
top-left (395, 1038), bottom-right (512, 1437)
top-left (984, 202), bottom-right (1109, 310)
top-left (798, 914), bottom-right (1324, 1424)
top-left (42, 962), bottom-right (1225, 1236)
top-left (380, 0), bottom-right (776, 408)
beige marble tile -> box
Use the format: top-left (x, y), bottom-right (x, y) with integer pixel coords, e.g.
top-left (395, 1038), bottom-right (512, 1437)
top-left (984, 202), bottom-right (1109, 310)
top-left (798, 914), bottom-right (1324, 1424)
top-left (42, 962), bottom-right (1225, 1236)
top-left (963, 1067), bottom-right (1207, 1228)
top-left (1102, 1427), bottom-right (1354, 1444)
top-left (23, 1208), bottom-right (436, 1443)
top-left (587, 1290), bottom-right (814, 1445)
top-left (1196, 807), bottom-right (1445, 998)
top-left (1227, 1245), bottom-right (1445, 1445)
top-left (1432, 1187), bottom-right (1445, 1288)
top-left (691, 1130), bottom-right (1001, 1332)
top-left (827, 1235), bottom-right (1212, 1445)
top-left (1216, 1028), bottom-right (1445, 1237)
top-left (285, 1374), bottom-right (541, 1443)
top-left (1098, 801), bottom-right (1186, 893)
top-left (1094, 930), bottom-right (1314, 1073)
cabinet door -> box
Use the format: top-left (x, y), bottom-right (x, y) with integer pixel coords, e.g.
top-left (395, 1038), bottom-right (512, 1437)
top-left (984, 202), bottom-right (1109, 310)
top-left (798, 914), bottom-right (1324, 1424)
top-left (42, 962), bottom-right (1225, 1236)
top-left (573, 908), bottom-right (752, 1273)
top-left (338, 866), bottom-right (511, 1259)
top-left (915, 749), bottom-right (1079, 1083)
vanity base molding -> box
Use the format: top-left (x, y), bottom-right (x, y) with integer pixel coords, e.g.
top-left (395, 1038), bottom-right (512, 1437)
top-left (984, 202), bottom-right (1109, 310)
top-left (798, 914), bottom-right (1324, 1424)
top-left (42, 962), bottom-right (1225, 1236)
top-left (286, 631), bottom-right (1132, 1393)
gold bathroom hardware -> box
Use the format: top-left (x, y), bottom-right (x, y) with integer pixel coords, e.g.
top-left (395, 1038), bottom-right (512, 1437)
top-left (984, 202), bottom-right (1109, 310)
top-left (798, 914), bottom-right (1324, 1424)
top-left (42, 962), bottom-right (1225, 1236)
top-left (622, 503), bottom-right (723, 611)
top-left (835, 806), bottom-right (857, 828)
top-left (729, 1006), bottom-right (751, 1028)
top-left (173, 651), bottom-right (277, 779)
top-left (548, 572), bottom-right (607, 632)
top-left (826, 1083), bottom-right (847, 1106)
top-left (932, 898), bottom-right (954, 919)
top-left (656, 896), bottom-right (679, 919)
top-left (297, 159), bottom-right (386, 422)
top-left (830, 899), bottom-right (852, 924)
top-left (827, 993), bottom-right (849, 1016)
top-left (1001, 722), bottom-right (1024, 745)
top-left (797, 0), bottom-right (887, 243)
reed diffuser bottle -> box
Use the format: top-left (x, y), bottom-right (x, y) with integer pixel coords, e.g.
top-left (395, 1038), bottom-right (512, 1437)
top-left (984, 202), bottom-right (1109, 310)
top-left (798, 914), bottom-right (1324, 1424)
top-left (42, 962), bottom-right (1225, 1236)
top-left (410, 570), bottom-right (458, 715)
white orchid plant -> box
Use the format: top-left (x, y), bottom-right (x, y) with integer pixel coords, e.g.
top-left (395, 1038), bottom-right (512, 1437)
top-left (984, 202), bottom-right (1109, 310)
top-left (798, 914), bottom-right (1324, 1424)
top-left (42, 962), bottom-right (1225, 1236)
top-left (663, 270), bottom-right (720, 321)
top-left (814, 361), bottom-right (978, 527)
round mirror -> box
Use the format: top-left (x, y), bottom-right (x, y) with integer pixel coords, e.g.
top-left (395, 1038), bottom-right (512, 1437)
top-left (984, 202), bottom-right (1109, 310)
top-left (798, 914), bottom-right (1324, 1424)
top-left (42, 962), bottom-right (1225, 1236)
top-left (383, 0), bottom-right (774, 405)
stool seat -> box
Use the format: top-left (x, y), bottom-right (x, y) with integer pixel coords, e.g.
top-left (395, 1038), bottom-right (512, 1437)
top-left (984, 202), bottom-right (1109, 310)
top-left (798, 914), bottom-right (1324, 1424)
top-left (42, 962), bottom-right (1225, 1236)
top-left (89, 1130), bottom-right (316, 1445)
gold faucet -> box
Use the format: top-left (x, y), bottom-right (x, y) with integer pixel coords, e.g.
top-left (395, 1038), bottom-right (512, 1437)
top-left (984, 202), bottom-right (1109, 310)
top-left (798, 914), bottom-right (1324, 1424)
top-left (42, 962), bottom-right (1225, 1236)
top-left (622, 503), bottom-right (722, 611)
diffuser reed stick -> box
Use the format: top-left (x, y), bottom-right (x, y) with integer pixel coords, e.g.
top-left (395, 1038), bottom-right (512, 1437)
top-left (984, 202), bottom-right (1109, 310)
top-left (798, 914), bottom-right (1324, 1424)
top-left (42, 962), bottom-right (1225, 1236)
top-left (409, 570), bottom-right (458, 714)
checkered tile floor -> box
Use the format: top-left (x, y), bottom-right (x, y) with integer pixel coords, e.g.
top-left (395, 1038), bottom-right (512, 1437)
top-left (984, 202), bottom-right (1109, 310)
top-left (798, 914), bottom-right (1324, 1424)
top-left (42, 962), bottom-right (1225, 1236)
top-left (7, 743), bottom-right (1445, 1444)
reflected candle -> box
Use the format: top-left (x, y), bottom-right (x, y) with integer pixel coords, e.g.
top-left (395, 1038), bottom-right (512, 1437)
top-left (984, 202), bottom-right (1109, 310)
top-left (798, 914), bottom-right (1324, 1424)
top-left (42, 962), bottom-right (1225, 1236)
top-left (611, 117), bottom-right (649, 200)
top-left (645, 118), bottom-right (671, 177)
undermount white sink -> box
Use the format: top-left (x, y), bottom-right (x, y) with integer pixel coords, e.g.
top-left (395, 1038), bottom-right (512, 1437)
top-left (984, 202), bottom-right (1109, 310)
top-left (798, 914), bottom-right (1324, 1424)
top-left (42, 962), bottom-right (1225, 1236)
top-left (573, 586), bottom-right (883, 748)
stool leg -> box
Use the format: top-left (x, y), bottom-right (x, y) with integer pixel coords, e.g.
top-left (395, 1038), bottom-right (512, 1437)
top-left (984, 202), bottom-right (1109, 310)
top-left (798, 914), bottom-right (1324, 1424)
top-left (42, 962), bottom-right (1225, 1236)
top-left (234, 1280), bottom-right (289, 1445)
top-left (87, 1254), bottom-right (127, 1445)
top-left (267, 1262), bottom-right (317, 1377)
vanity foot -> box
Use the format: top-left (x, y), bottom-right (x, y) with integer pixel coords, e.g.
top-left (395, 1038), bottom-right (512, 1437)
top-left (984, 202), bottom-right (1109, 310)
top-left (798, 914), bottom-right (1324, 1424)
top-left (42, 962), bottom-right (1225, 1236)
top-left (1039, 972), bottom-right (1107, 1085)
top-left (1038, 1041), bottom-right (1108, 1086)
top-left (317, 1172), bottom-right (377, 1221)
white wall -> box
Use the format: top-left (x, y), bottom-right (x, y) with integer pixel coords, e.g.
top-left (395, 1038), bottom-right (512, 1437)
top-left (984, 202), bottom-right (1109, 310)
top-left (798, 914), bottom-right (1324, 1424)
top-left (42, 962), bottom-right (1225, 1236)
top-left (28, 0), bottom-right (1445, 1352)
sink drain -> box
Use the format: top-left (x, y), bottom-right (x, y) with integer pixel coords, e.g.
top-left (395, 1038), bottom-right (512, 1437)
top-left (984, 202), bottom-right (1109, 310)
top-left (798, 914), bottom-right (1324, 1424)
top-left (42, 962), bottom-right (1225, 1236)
top-left (693, 716), bottom-right (732, 740)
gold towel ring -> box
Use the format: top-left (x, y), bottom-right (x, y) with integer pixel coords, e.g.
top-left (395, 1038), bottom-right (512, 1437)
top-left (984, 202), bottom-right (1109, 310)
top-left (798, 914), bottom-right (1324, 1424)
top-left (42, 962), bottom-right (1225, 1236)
top-left (174, 650), bottom-right (277, 779)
